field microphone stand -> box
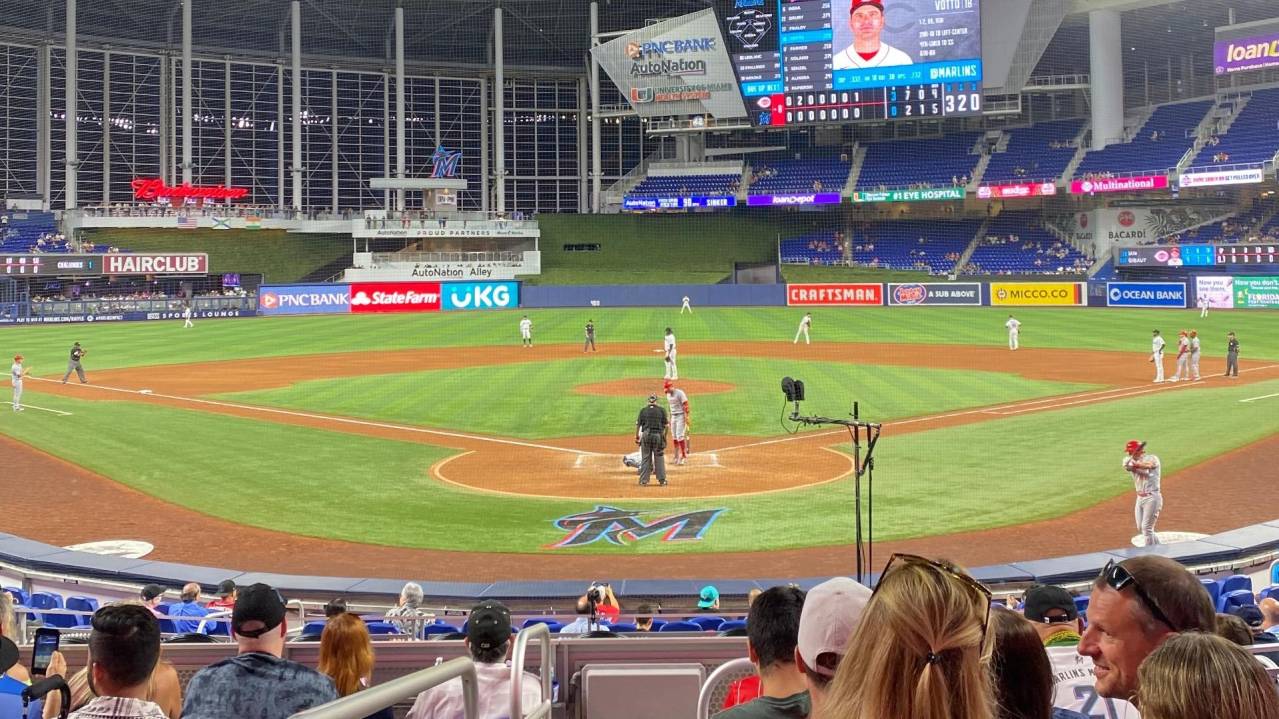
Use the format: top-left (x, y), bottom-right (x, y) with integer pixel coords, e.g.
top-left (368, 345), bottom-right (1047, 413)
top-left (789, 400), bottom-right (882, 585)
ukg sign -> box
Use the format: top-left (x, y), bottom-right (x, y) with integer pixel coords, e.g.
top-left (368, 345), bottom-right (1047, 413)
top-left (1069, 176), bottom-right (1169, 194)
top-left (1215, 29), bottom-right (1279, 74)
top-left (349, 282), bottom-right (441, 313)
top-left (787, 283), bottom-right (883, 306)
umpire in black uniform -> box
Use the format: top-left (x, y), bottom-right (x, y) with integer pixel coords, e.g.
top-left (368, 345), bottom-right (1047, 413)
top-left (635, 394), bottom-right (669, 486)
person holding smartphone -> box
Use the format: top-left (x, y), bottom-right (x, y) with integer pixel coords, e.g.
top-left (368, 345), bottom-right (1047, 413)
top-left (0, 631), bottom-right (66, 719)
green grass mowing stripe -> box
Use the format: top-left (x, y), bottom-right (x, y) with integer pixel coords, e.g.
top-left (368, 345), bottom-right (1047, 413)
top-left (215, 358), bottom-right (1097, 439)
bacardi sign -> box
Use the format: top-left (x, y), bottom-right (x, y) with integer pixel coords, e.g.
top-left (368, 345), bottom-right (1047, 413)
top-left (131, 177), bottom-right (249, 202)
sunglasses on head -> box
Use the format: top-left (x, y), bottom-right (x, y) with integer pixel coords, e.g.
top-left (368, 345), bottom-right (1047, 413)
top-left (875, 553), bottom-right (993, 637)
top-left (1101, 559), bottom-right (1177, 632)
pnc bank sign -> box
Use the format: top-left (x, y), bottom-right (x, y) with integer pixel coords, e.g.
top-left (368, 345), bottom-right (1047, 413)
top-left (625, 37), bottom-right (717, 59)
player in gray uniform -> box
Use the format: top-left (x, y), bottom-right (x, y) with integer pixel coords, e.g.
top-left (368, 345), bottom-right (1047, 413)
top-left (1188, 330), bottom-right (1201, 381)
top-left (634, 394), bottom-right (668, 486)
top-left (584, 320), bottom-right (597, 352)
top-left (1150, 330), bottom-right (1166, 383)
top-left (1169, 331), bottom-right (1189, 382)
top-left (664, 379), bottom-right (690, 465)
top-left (1123, 440), bottom-right (1162, 546)
top-left (10, 354), bottom-right (27, 411)
top-left (62, 341), bottom-right (87, 384)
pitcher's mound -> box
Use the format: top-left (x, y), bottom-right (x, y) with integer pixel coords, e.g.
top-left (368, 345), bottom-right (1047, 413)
top-left (574, 379), bottom-right (737, 397)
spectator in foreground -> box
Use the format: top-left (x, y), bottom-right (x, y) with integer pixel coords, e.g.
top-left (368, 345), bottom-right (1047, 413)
top-left (794, 578), bottom-right (871, 719)
top-left (385, 582), bottom-right (433, 635)
top-left (139, 585), bottom-right (165, 617)
top-left (1077, 557), bottom-right (1216, 707)
top-left (990, 606), bottom-right (1087, 719)
top-left (206, 580), bottom-right (237, 611)
top-left (4, 592), bottom-right (67, 719)
top-left (406, 601), bottom-right (541, 719)
top-left (714, 586), bottom-right (807, 719)
top-left (1231, 604), bottom-right (1279, 647)
top-left (324, 597), bottom-right (349, 618)
top-left (1136, 632), bottom-right (1279, 719)
top-left (318, 613), bottom-right (393, 719)
top-left (634, 603), bottom-right (655, 633)
top-left (169, 583), bottom-right (209, 633)
top-left (182, 583), bottom-right (337, 719)
top-left (66, 604), bottom-right (165, 719)
top-left (1021, 584), bottom-right (1083, 647)
top-left (823, 554), bottom-right (996, 719)
top-left (1260, 597), bottom-right (1279, 636)
top-left (1215, 612), bottom-right (1279, 668)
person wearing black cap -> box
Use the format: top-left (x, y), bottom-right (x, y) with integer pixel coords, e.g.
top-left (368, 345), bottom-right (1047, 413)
top-left (406, 601), bottom-right (541, 719)
top-left (138, 585), bottom-right (165, 618)
top-left (206, 580), bottom-right (237, 611)
top-left (1022, 585), bottom-right (1083, 647)
top-left (182, 583), bottom-right (337, 719)
top-left (832, 0), bottom-right (913, 70)
top-left (635, 394), bottom-right (668, 487)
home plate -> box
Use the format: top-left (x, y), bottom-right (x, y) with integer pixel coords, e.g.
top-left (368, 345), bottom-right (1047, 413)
top-left (1130, 531), bottom-right (1209, 547)
top-left (580, 453), bottom-right (724, 474)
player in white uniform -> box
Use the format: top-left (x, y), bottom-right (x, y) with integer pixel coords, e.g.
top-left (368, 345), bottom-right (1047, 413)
top-left (1005, 315), bottom-right (1021, 350)
top-left (680, 295), bottom-right (692, 314)
top-left (664, 380), bottom-right (691, 465)
top-left (1188, 329), bottom-right (1201, 380)
top-left (1197, 295), bottom-right (1209, 318)
top-left (832, 0), bottom-right (914, 70)
top-left (182, 303), bottom-right (194, 328)
top-left (1123, 440), bottom-right (1162, 546)
top-left (1150, 329), bottom-right (1166, 383)
top-left (10, 354), bottom-right (27, 412)
top-left (663, 327), bottom-right (678, 380)
top-left (794, 313), bottom-right (812, 345)
top-left (1169, 330), bottom-right (1189, 381)
top-left (519, 315), bottom-right (533, 347)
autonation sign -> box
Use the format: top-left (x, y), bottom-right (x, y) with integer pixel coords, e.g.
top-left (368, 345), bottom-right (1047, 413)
top-left (1105, 282), bottom-right (1187, 308)
top-left (259, 284), bottom-right (351, 316)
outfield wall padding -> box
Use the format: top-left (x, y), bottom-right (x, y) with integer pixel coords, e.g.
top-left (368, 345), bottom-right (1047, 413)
top-left (522, 284), bottom-right (787, 308)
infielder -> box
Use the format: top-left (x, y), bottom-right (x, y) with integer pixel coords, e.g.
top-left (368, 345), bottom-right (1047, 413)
top-left (1150, 330), bottom-right (1166, 383)
top-left (635, 394), bottom-right (668, 486)
top-left (794, 313), bottom-right (812, 345)
top-left (1225, 332), bottom-right (1240, 377)
top-left (584, 320), bottom-right (597, 353)
top-left (10, 354), bottom-right (27, 412)
top-left (62, 341), bottom-right (87, 384)
top-left (1169, 331), bottom-right (1189, 382)
top-left (664, 379), bottom-right (691, 465)
top-left (183, 303), bottom-right (194, 329)
top-left (680, 295), bottom-right (692, 314)
top-left (1197, 295), bottom-right (1209, 319)
top-left (1123, 440), bottom-right (1162, 546)
top-left (1188, 330), bottom-right (1201, 381)
top-left (663, 327), bottom-right (678, 380)
top-left (519, 315), bottom-right (533, 347)
top-left (1005, 315), bottom-right (1021, 350)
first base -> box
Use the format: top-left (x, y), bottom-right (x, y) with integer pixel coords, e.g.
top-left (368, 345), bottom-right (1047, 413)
top-left (139, 389), bottom-right (154, 395)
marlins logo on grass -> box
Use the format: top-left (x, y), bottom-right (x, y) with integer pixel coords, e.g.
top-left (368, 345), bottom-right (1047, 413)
top-left (548, 505), bottom-right (726, 548)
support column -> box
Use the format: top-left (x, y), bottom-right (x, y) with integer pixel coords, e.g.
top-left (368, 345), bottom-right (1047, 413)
top-left (158, 55), bottom-right (168, 184)
top-left (479, 76), bottom-right (490, 213)
top-left (394, 2), bottom-right (405, 212)
top-left (64, 0), bottom-right (78, 209)
top-left (276, 63), bottom-right (285, 209)
top-left (1089, 9), bottom-right (1123, 151)
top-left (493, 5), bottom-right (505, 214)
top-left (331, 70), bottom-right (339, 213)
top-left (382, 73), bottom-right (390, 209)
top-left (577, 77), bottom-right (588, 213)
top-left (102, 51), bottom-right (110, 205)
top-left (37, 44), bottom-right (50, 206)
top-left (225, 58), bottom-right (232, 188)
top-left (181, 0), bottom-right (192, 184)
top-left (589, 1), bottom-right (601, 214)
top-left (291, 0), bottom-right (303, 211)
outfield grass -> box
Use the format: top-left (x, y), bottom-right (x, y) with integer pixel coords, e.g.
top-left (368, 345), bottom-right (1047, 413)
top-left (84, 229), bottom-right (352, 283)
top-left (216, 358), bottom-right (1095, 438)
top-left (5, 307), bottom-right (1278, 376)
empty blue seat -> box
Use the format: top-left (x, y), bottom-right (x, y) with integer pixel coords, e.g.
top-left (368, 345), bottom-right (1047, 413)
top-left (608, 622), bottom-right (638, 633)
top-left (422, 624), bottom-right (461, 637)
top-left (30, 591), bottom-right (77, 629)
top-left (718, 620), bottom-right (747, 633)
top-left (154, 604), bottom-right (178, 634)
top-left (657, 620), bottom-right (703, 632)
top-left (301, 621), bottom-right (327, 637)
top-left (1200, 578), bottom-right (1222, 608)
top-left (1259, 586), bottom-right (1279, 603)
top-left (1073, 595), bottom-right (1090, 614)
top-left (689, 616), bottom-right (725, 631)
top-left (1220, 589), bottom-right (1256, 612)
top-left (65, 596), bottom-right (100, 627)
top-left (1222, 575), bottom-right (1253, 596)
top-left (364, 621), bottom-right (401, 635)
top-left (521, 617), bottom-right (559, 629)
top-left (3, 587), bottom-right (28, 607)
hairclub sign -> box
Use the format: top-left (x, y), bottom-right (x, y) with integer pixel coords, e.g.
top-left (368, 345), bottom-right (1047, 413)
top-left (102, 254), bottom-right (209, 275)
top-left (349, 282), bottom-right (441, 313)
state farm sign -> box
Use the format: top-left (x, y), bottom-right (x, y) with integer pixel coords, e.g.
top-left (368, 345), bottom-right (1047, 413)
top-left (786, 283), bottom-right (884, 306)
top-left (103, 254), bottom-right (209, 275)
top-left (349, 281), bottom-right (441, 313)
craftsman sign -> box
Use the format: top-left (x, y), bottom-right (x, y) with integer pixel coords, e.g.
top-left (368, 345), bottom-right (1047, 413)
top-left (103, 254), bottom-right (209, 275)
top-left (131, 177), bottom-right (249, 202)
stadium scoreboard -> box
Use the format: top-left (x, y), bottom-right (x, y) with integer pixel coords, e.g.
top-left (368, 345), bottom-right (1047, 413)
top-left (1117, 244), bottom-right (1279, 267)
top-left (720, 0), bottom-right (983, 127)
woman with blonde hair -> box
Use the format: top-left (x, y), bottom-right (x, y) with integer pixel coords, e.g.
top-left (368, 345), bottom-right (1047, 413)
top-left (822, 554), bottom-right (996, 719)
top-left (1137, 631), bottom-right (1279, 719)
top-left (318, 613), bottom-right (393, 719)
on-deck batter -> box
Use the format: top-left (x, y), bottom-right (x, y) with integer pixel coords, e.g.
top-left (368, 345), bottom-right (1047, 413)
top-left (1169, 331), bottom-right (1190, 382)
top-left (1150, 330), bottom-right (1166, 383)
top-left (794, 313), bottom-right (812, 345)
top-left (1123, 440), bottom-right (1162, 547)
top-left (1005, 315), bottom-right (1021, 351)
top-left (10, 354), bottom-right (26, 412)
top-left (663, 327), bottom-right (678, 380)
top-left (664, 379), bottom-right (690, 465)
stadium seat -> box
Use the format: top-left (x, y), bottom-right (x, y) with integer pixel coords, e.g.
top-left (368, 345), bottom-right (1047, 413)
top-left (521, 617), bottom-right (559, 629)
top-left (577, 663), bottom-right (705, 719)
top-left (657, 620), bottom-right (703, 632)
top-left (364, 621), bottom-right (401, 635)
top-left (1200, 578), bottom-right (1222, 608)
top-left (1259, 586), bottom-right (1279, 603)
top-left (1073, 595), bottom-right (1090, 614)
top-left (30, 591), bottom-right (77, 629)
top-left (65, 596), bottom-right (100, 627)
top-left (717, 620), bottom-right (747, 633)
top-left (1220, 589), bottom-right (1256, 612)
top-left (200, 619), bottom-right (230, 636)
top-left (697, 658), bottom-right (755, 719)
top-left (649, 619), bottom-right (667, 631)
top-left (1221, 575), bottom-right (1253, 596)
top-left (608, 622), bottom-right (637, 633)
top-left (422, 624), bottom-right (461, 637)
top-left (3, 587), bottom-right (29, 608)
top-left (688, 616), bottom-right (725, 631)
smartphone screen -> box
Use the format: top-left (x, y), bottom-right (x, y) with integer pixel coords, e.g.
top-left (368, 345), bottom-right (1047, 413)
top-left (31, 629), bottom-right (59, 676)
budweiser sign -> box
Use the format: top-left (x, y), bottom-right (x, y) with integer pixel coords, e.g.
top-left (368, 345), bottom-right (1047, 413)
top-left (349, 282), bottom-right (442, 314)
top-left (104, 254), bottom-right (209, 275)
top-left (131, 177), bottom-right (249, 202)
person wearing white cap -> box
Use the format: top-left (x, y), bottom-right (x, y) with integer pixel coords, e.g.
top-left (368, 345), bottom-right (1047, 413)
top-left (793, 578), bottom-right (871, 718)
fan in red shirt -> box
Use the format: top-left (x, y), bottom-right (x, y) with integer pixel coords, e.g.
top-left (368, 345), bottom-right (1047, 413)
top-left (205, 580), bottom-right (237, 611)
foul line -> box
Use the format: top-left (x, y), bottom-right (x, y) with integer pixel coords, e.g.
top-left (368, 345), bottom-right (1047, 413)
top-left (1241, 392), bottom-right (1279, 403)
top-left (27, 378), bottom-right (588, 456)
top-left (13, 404), bottom-right (73, 416)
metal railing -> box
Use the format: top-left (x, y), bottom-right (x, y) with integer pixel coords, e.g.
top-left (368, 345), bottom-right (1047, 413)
top-left (290, 657), bottom-right (479, 719)
top-left (375, 251), bottom-right (525, 265)
top-left (511, 623), bottom-right (554, 719)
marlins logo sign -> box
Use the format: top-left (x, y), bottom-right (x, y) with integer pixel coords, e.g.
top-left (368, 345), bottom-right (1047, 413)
top-left (549, 505), bottom-right (726, 548)
top-left (430, 145), bottom-right (463, 179)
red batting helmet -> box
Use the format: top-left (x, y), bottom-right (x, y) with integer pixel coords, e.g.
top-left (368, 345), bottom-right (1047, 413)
top-left (13, 355), bottom-right (21, 361)
top-left (663, 380), bottom-right (674, 391)
top-left (1125, 440), bottom-right (1146, 455)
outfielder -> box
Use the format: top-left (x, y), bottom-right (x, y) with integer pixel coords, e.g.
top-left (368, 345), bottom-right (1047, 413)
top-left (1197, 295), bottom-right (1209, 319)
top-left (519, 315), bottom-right (533, 347)
top-left (584, 320), bottom-right (597, 352)
top-left (680, 295), bottom-right (692, 314)
top-left (1005, 315), bottom-right (1021, 350)
top-left (182, 303), bottom-right (194, 329)
top-left (664, 379), bottom-right (691, 465)
top-left (635, 394), bottom-right (668, 486)
top-left (1150, 330), bottom-right (1166, 383)
top-left (1123, 440), bottom-right (1162, 546)
top-left (10, 354), bottom-right (27, 412)
top-left (663, 327), bottom-right (678, 380)
top-left (1188, 330), bottom-right (1201, 381)
top-left (1169, 331), bottom-right (1189, 382)
top-left (62, 341), bottom-right (87, 384)
top-left (794, 313), bottom-right (812, 345)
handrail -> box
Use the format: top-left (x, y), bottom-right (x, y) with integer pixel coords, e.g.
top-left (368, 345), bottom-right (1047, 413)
top-left (510, 623), bottom-right (553, 719)
top-left (696, 657), bottom-right (754, 719)
top-left (290, 657), bottom-right (479, 719)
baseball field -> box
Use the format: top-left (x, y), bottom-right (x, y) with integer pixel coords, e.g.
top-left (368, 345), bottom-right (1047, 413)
top-left (1, 306), bottom-right (1277, 582)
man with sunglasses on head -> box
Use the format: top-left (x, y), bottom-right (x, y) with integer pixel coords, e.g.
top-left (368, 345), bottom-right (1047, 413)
top-left (1078, 556), bottom-right (1216, 707)
top-left (1122, 440), bottom-right (1162, 546)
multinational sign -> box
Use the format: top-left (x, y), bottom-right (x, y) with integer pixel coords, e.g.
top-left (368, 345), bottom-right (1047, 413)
top-left (1068, 176), bottom-right (1169, 194)
top-left (131, 177), bottom-right (249, 202)
top-left (349, 282), bottom-right (441, 313)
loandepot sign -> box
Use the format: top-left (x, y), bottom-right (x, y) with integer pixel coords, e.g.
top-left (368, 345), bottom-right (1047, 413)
top-left (852, 187), bottom-right (966, 203)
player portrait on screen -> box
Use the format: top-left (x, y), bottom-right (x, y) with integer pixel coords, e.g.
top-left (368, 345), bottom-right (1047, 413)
top-left (833, 0), bottom-right (914, 70)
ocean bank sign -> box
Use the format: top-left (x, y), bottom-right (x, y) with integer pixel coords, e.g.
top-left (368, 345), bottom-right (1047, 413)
top-left (442, 281), bottom-right (520, 311)
top-left (1105, 282), bottom-right (1187, 308)
top-left (259, 284), bottom-right (351, 315)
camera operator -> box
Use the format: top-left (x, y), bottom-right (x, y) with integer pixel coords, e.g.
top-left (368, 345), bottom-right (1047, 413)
top-left (560, 584), bottom-right (619, 635)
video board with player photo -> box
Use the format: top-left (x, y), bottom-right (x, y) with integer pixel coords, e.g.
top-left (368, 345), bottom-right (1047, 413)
top-left (718, 0), bottom-right (982, 126)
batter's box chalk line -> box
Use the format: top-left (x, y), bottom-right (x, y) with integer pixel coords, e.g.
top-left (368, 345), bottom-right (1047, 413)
top-left (577, 453), bottom-right (724, 472)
